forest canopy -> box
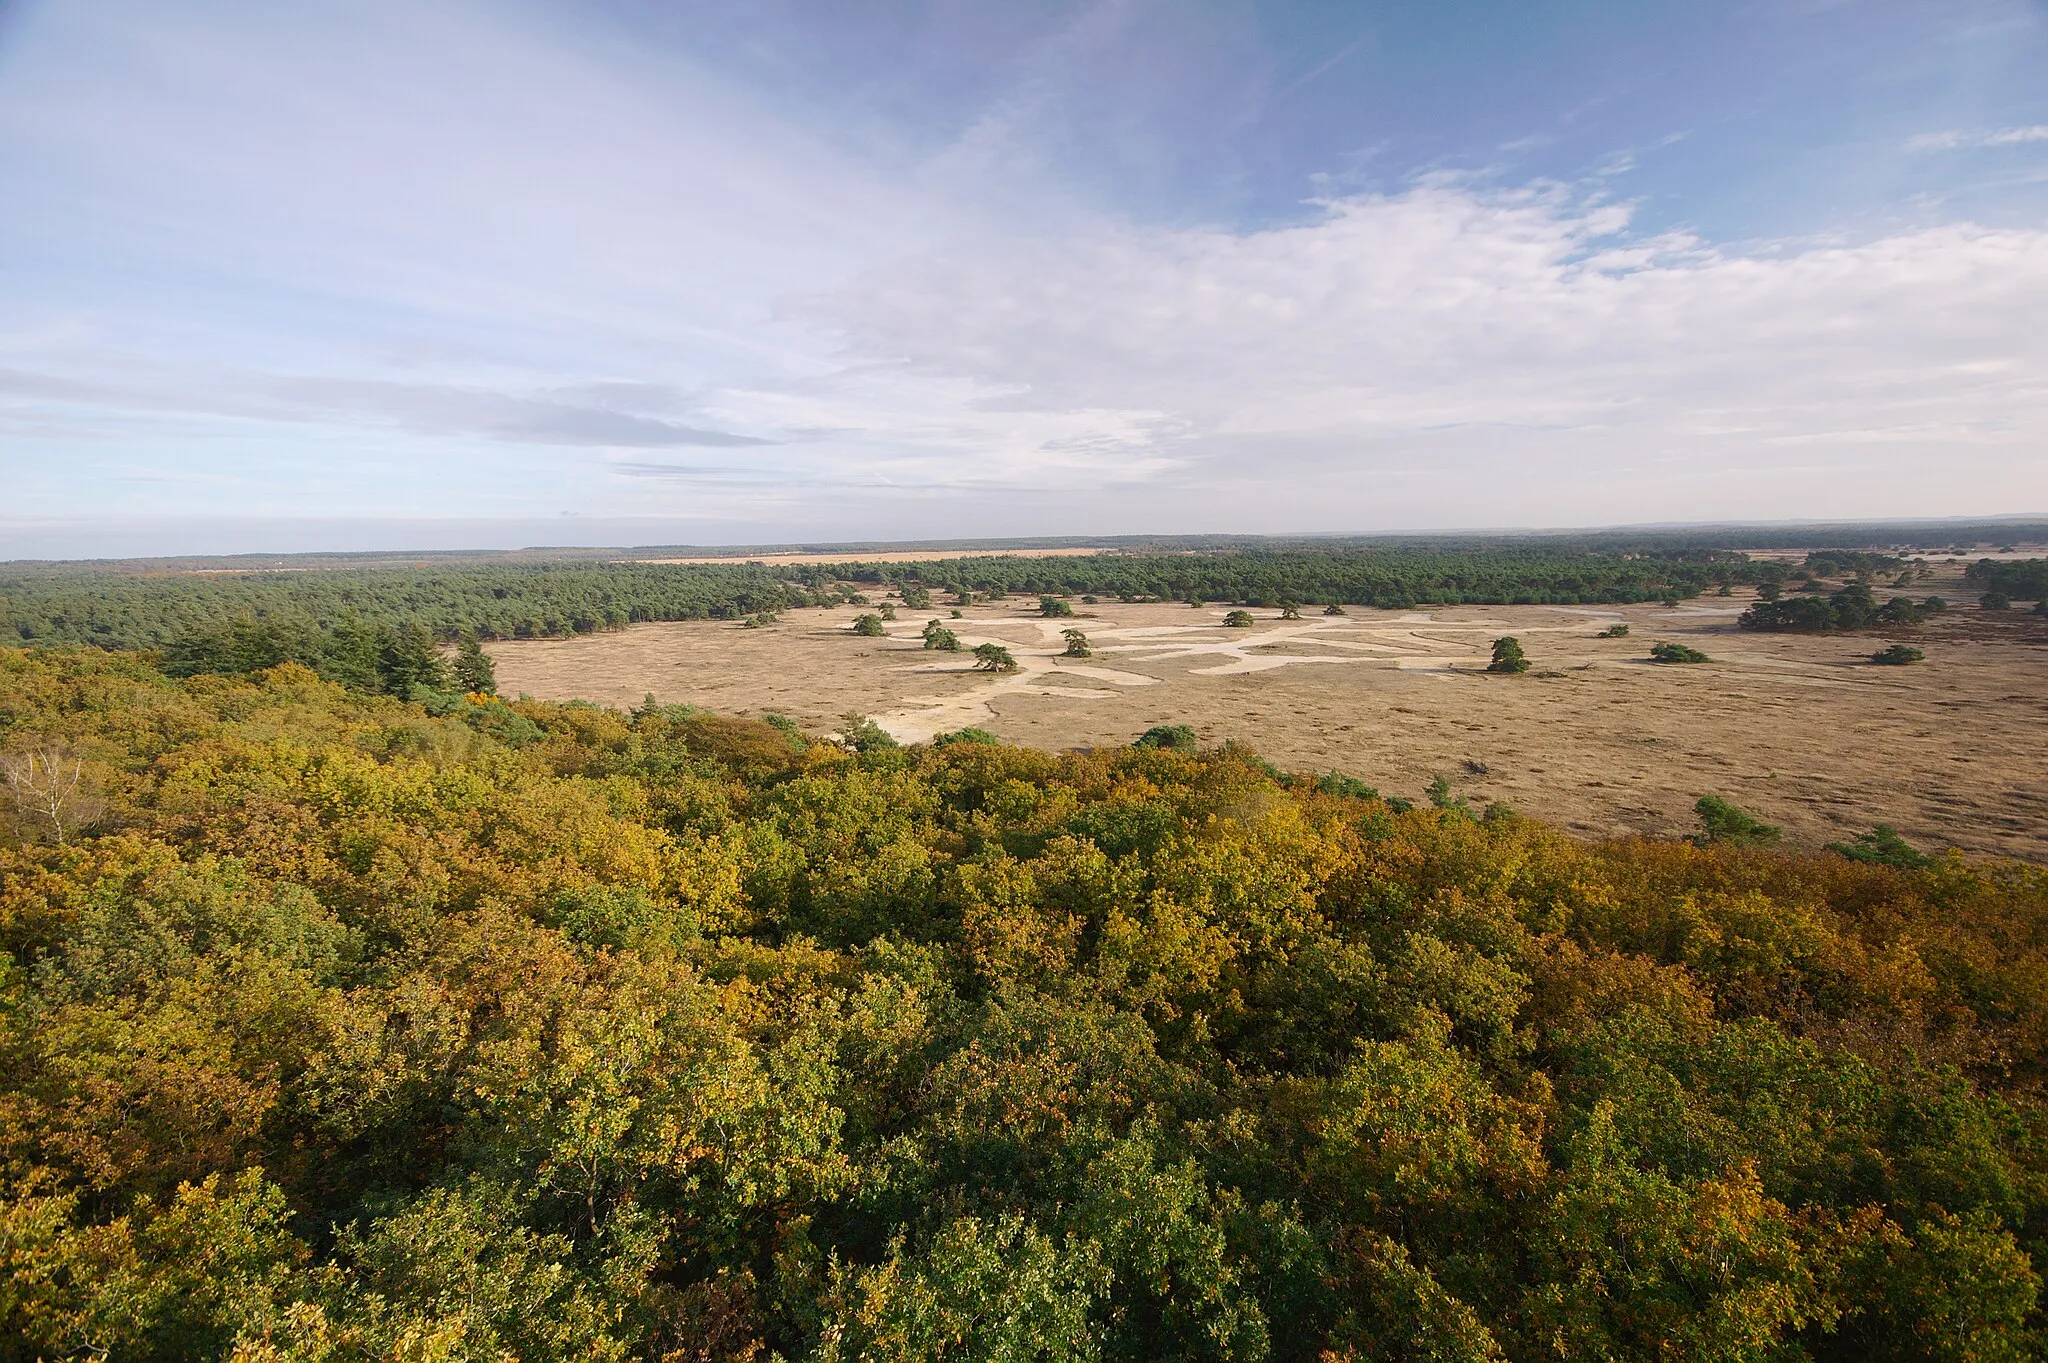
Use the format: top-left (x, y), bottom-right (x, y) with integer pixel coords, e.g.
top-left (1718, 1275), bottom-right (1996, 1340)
top-left (1, 645), bottom-right (2045, 1360)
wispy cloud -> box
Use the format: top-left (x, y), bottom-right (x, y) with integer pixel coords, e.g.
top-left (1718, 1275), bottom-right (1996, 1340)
top-left (1905, 125), bottom-right (2048, 152)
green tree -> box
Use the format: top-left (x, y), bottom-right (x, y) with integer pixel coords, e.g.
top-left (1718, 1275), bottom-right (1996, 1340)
top-left (451, 636), bottom-right (497, 693)
top-left (1693, 794), bottom-right (1781, 847)
top-left (1487, 637), bottom-right (1530, 673)
top-left (1826, 823), bottom-right (1932, 869)
top-left (1133, 724), bottom-right (1198, 752)
top-left (1040, 595), bottom-right (1076, 617)
top-left (1871, 643), bottom-right (1923, 665)
top-left (973, 642), bottom-right (1019, 671)
top-left (852, 614), bottom-right (887, 637)
top-left (1223, 610), bottom-right (1255, 628)
top-left (1649, 641), bottom-right (1708, 663)
top-left (840, 712), bottom-right (899, 751)
top-left (1061, 628), bottom-right (1091, 658)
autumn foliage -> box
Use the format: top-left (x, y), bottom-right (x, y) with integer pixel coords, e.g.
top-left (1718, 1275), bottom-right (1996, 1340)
top-left (1, 646), bottom-right (2044, 1361)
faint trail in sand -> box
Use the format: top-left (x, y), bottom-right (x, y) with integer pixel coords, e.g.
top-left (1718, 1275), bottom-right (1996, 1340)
top-left (867, 610), bottom-right (1571, 739)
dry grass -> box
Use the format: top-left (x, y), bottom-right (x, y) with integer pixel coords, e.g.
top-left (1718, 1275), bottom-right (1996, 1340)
top-left (488, 567), bottom-right (2048, 862)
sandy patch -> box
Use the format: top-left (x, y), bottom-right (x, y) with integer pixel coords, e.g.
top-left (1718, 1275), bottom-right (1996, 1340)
top-left (487, 569), bottom-right (2048, 862)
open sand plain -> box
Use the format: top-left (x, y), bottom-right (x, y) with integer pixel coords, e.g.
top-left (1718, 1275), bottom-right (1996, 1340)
top-left (487, 572), bottom-right (2048, 862)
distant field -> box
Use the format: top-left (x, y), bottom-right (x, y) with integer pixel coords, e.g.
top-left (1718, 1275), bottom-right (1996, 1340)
top-left (490, 562), bottom-right (2048, 863)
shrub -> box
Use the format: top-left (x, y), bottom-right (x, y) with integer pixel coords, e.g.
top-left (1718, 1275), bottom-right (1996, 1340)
top-left (923, 626), bottom-right (962, 652)
top-left (1487, 637), bottom-right (1530, 673)
top-left (972, 643), bottom-right (1018, 672)
top-left (1060, 628), bottom-right (1091, 658)
top-left (839, 713), bottom-right (899, 752)
top-left (762, 712), bottom-right (808, 750)
top-left (1133, 724), bottom-right (1198, 752)
top-left (1279, 603), bottom-right (1302, 620)
top-left (1427, 773), bottom-right (1474, 818)
top-left (851, 614), bottom-right (887, 637)
top-left (900, 584), bottom-right (932, 609)
top-left (879, 603), bottom-right (898, 621)
top-left (1597, 623), bottom-right (1630, 638)
top-left (1323, 603), bottom-right (1347, 615)
top-left (1693, 795), bottom-right (1780, 847)
top-left (1826, 824), bottom-right (1932, 869)
top-left (1040, 595), bottom-right (1075, 618)
top-left (1649, 641), bottom-right (1709, 664)
top-left (1314, 772), bottom-right (1379, 800)
top-left (933, 727), bottom-right (1000, 746)
top-left (1223, 610), bottom-right (1256, 628)
top-left (1923, 596), bottom-right (1947, 613)
top-left (1981, 592), bottom-right (2011, 610)
top-left (1871, 644), bottom-right (1923, 665)
top-left (1874, 597), bottom-right (1924, 626)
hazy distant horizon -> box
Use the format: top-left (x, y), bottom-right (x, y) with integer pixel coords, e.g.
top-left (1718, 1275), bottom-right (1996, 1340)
top-left (6, 512), bottom-right (2047, 566)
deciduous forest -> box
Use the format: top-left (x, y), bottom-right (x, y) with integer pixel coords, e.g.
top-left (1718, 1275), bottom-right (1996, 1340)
top-left (2, 645), bottom-right (2044, 1360)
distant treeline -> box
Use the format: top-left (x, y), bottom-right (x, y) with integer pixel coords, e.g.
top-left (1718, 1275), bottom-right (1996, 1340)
top-left (823, 546), bottom-right (1776, 610)
top-left (3, 548), bottom-right (1782, 674)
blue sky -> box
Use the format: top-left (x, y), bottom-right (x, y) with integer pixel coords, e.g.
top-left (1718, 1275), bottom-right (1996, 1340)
top-left (2, 0), bottom-right (2046, 556)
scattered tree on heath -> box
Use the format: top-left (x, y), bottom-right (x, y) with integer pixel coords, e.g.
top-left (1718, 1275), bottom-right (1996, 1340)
top-left (1487, 637), bottom-right (1530, 673)
top-left (973, 642), bottom-right (1018, 671)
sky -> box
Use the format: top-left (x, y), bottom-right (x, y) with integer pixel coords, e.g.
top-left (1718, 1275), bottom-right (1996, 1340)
top-left (2, 0), bottom-right (2046, 557)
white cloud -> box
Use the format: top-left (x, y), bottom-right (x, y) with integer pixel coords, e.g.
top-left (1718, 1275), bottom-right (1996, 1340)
top-left (794, 183), bottom-right (2048, 514)
top-left (1905, 125), bottom-right (2048, 152)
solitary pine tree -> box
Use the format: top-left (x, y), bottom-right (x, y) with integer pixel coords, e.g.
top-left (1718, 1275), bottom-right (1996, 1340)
top-left (1487, 637), bottom-right (1530, 673)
